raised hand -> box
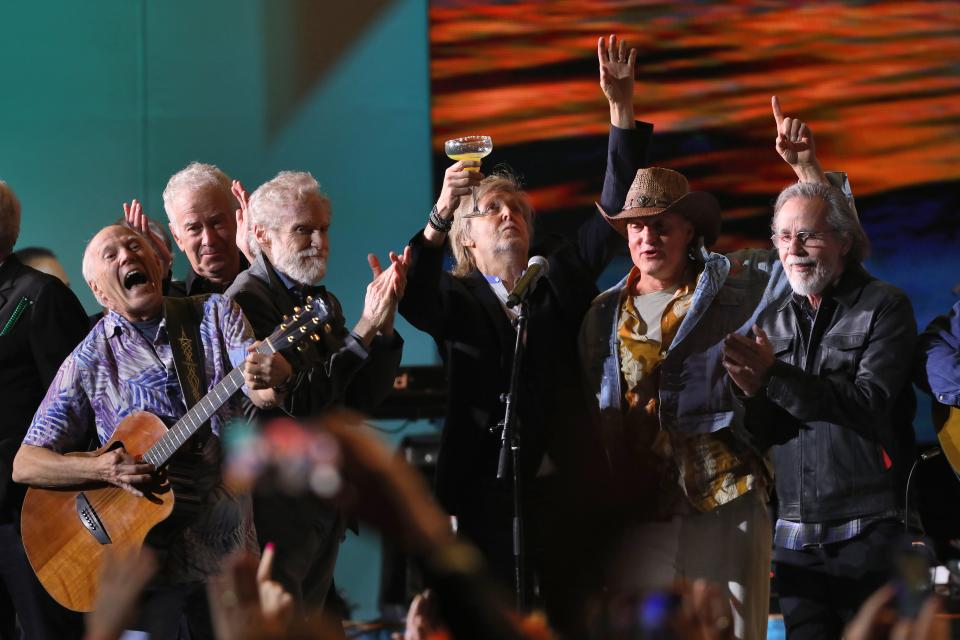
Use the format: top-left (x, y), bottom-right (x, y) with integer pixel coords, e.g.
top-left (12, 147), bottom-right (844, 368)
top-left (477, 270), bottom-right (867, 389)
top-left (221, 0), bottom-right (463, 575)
top-left (771, 95), bottom-right (828, 184)
top-left (598, 34), bottom-right (637, 128)
top-left (257, 543), bottom-right (294, 629)
top-left (123, 199), bottom-right (173, 273)
top-left (232, 179), bottom-right (256, 264)
top-left (436, 162), bottom-right (483, 217)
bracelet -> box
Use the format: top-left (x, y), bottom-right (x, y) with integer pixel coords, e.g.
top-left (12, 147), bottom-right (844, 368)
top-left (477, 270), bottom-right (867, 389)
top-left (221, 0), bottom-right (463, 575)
top-left (427, 205), bottom-right (453, 233)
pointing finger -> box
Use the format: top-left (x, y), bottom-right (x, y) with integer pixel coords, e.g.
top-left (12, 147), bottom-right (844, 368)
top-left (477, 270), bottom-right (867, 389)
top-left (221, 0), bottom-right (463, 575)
top-left (772, 95), bottom-right (784, 126)
top-left (257, 542), bottom-right (275, 583)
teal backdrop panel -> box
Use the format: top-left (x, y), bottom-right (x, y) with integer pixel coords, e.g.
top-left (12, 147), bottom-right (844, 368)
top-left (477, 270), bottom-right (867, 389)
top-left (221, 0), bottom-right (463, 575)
top-left (0, 0), bottom-right (438, 622)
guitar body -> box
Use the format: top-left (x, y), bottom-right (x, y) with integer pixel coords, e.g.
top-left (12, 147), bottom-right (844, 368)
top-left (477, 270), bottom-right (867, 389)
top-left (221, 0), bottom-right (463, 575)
top-left (21, 412), bottom-right (175, 612)
top-left (933, 402), bottom-right (960, 477)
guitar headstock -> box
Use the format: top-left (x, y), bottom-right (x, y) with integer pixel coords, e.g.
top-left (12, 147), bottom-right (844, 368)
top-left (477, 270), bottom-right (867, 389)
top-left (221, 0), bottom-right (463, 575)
top-left (270, 296), bottom-right (333, 353)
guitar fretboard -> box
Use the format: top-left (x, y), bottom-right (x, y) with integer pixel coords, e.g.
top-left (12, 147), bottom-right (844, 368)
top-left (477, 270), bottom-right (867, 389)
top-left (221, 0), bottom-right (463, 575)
top-left (142, 340), bottom-right (276, 468)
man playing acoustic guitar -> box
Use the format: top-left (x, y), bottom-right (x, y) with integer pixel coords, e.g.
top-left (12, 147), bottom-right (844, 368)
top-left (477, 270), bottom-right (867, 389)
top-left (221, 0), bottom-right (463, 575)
top-left (12, 223), bottom-right (296, 639)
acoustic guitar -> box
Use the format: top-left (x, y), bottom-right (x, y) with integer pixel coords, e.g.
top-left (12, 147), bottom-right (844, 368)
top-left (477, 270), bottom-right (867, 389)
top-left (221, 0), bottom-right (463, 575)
top-left (932, 401), bottom-right (960, 477)
top-left (21, 298), bottom-right (330, 612)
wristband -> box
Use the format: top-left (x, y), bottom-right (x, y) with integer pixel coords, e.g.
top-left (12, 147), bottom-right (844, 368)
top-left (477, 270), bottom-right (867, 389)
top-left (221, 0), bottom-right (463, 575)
top-left (427, 205), bottom-right (453, 233)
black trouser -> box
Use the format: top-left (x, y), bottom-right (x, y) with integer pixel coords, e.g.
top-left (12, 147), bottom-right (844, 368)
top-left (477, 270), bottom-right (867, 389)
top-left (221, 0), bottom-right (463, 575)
top-left (252, 487), bottom-right (344, 613)
top-left (455, 476), bottom-right (601, 639)
top-left (774, 519), bottom-right (904, 640)
top-left (0, 523), bottom-right (84, 640)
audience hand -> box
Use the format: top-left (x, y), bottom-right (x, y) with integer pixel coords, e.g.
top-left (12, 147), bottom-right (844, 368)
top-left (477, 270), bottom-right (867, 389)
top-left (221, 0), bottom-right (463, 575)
top-left (257, 543), bottom-right (295, 630)
top-left (86, 548), bottom-right (158, 640)
top-left (844, 584), bottom-right (948, 640)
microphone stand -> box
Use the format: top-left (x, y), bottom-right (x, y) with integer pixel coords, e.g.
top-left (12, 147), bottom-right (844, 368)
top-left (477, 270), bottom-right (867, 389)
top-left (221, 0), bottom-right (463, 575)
top-left (496, 299), bottom-right (528, 611)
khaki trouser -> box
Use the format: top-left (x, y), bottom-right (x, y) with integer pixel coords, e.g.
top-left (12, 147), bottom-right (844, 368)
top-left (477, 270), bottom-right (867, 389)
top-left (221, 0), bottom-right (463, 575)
top-left (609, 490), bottom-right (772, 640)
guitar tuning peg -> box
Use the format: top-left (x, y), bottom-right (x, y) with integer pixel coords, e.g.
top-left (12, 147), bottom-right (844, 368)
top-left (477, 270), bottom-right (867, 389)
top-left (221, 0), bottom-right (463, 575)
top-left (299, 326), bottom-right (307, 334)
top-left (309, 333), bottom-right (320, 342)
top-left (293, 306), bottom-right (302, 314)
top-left (311, 316), bottom-right (320, 325)
top-left (324, 323), bottom-right (333, 334)
top-left (280, 324), bottom-right (287, 331)
top-left (296, 343), bottom-right (308, 352)
top-left (282, 315), bottom-right (290, 322)
top-left (305, 295), bottom-right (314, 303)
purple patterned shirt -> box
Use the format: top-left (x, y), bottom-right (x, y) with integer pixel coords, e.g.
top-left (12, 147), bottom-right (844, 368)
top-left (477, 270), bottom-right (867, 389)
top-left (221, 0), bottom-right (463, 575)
top-left (24, 294), bottom-right (259, 583)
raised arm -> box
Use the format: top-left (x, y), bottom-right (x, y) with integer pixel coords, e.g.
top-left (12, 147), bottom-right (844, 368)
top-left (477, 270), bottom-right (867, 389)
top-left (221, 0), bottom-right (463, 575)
top-left (577, 34), bottom-right (653, 277)
top-left (771, 95), bottom-right (829, 185)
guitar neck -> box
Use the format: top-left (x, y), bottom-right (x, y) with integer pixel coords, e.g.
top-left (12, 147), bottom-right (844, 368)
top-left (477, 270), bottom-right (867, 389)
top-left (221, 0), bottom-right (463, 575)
top-left (143, 339), bottom-right (277, 468)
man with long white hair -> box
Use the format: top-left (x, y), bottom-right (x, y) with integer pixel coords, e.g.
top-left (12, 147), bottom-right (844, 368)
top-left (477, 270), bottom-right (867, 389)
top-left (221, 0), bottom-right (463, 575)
top-left (226, 169), bottom-right (407, 615)
top-left (722, 107), bottom-right (918, 638)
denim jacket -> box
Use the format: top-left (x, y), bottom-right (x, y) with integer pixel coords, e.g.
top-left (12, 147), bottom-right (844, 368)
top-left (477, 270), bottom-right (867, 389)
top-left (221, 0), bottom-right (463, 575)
top-left (579, 246), bottom-right (790, 471)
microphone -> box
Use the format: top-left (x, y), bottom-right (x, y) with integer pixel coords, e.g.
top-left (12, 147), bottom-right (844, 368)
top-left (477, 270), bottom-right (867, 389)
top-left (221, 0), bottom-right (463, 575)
top-left (506, 256), bottom-right (549, 308)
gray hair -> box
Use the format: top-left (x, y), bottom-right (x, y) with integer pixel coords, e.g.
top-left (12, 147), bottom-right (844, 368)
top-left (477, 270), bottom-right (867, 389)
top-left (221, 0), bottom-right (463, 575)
top-left (0, 181), bottom-right (22, 258)
top-left (449, 170), bottom-right (534, 278)
top-left (247, 171), bottom-right (331, 235)
top-left (772, 182), bottom-right (870, 264)
top-left (162, 161), bottom-right (234, 227)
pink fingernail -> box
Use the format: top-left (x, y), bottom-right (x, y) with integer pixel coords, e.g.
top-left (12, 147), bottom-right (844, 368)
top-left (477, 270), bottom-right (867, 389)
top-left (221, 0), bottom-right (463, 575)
top-left (265, 542), bottom-right (275, 553)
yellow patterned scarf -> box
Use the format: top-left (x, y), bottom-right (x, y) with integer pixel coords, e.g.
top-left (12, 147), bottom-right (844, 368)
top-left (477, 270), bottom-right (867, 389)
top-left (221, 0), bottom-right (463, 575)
top-left (618, 266), bottom-right (697, 409)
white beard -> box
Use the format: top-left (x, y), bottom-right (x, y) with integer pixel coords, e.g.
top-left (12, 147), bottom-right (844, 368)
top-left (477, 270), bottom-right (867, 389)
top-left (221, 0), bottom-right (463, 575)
top-left (273, 245), bottom-right (327, 285)
top-left (785, 256), bottom-right (838, 297)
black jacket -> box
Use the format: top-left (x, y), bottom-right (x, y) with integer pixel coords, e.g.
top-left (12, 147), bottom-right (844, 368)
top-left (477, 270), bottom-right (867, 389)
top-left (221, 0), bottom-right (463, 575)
top-left (0, 257), bottom-right (89, 521)
top-left (738, 265), bottom-right (917, 522)
top-left (398, 124), bottom-right (651, 517)
top-left (225, 252), bottom-right (402, 417)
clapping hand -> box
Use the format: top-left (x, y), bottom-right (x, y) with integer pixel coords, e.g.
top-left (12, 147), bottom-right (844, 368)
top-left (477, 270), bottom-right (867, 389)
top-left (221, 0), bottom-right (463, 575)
top-left (722, 324), bottom-right (775, 396)
top-left (232, 180), bottom-right (256, 264)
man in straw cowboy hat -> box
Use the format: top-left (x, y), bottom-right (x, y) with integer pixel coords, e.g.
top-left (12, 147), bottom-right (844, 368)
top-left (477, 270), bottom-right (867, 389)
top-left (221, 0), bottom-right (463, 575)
top-left (579, 164), bottom-right (782, 640)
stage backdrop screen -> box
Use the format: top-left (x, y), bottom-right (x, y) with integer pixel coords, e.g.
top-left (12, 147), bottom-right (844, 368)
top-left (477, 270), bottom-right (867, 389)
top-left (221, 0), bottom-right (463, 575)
top-left (429, 0), bottom-right (960, 332)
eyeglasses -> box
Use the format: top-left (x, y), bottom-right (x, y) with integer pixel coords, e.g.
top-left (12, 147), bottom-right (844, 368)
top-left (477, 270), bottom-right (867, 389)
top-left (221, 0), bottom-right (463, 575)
top-left (770, 229), bottom-right (838, 248)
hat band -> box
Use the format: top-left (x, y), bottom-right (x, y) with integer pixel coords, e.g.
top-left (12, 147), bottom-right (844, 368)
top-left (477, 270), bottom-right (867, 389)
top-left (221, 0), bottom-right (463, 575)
top-left (628, 195), bottom-right (675, 208)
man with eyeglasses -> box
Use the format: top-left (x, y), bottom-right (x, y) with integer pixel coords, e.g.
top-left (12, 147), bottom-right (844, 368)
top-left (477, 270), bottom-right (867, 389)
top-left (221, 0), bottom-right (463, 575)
top-left (721, 100), bottom-right (918, 638)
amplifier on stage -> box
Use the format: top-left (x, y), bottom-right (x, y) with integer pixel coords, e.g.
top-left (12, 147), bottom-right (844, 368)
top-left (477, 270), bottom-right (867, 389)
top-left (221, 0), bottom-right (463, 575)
top-left (370, 365), bottom-right (447, 421)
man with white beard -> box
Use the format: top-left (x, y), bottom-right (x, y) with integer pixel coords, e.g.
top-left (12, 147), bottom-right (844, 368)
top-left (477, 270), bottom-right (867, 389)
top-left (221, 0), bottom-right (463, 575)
top-left (225, 170), bottom-right (408, 617)
top-left (721, 111), bottom-right (918, 637)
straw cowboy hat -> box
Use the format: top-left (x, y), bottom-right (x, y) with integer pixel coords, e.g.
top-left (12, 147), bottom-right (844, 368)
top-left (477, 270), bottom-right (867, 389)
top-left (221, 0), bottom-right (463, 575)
top-left (597, 167), bottom-right (721, 247)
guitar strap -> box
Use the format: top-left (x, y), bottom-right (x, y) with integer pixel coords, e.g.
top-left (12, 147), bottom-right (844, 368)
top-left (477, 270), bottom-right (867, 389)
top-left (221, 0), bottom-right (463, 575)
top-left (162, 295), bottom-right (211, 517)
